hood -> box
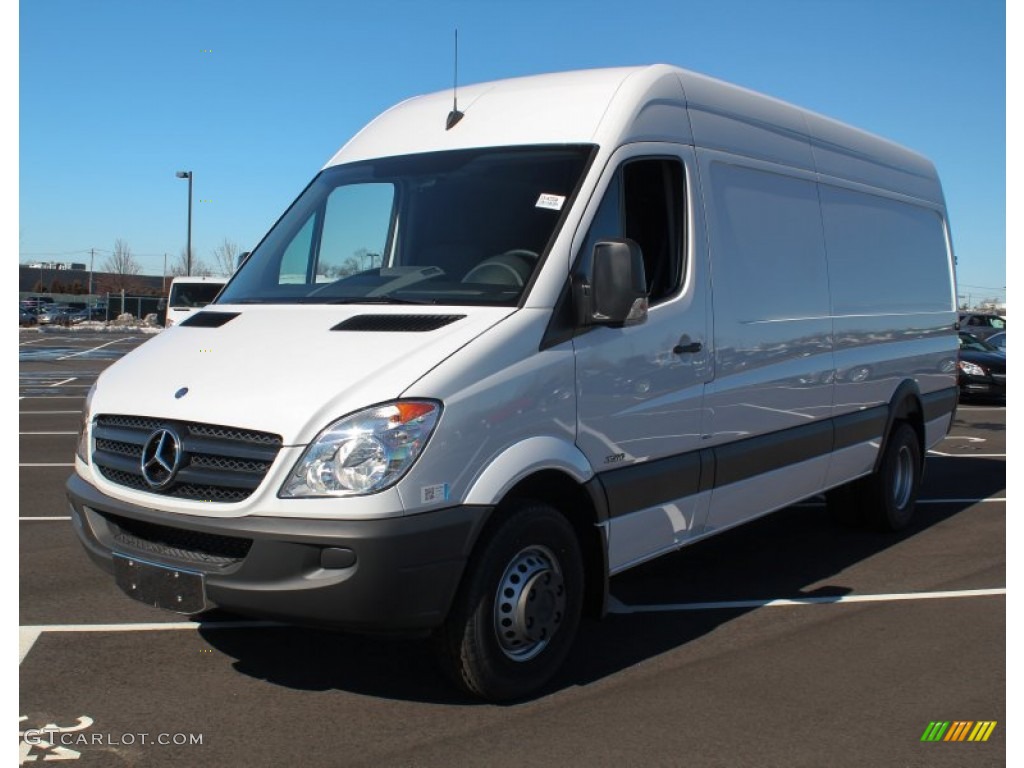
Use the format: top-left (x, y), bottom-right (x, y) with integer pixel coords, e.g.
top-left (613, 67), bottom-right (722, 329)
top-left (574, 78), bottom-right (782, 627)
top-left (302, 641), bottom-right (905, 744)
top-left (91, 305), bottom-right (515, 444)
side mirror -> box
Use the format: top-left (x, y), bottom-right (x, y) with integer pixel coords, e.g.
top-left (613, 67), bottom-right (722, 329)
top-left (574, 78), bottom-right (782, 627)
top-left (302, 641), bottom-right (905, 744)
top-left (236, 251), bottom-right (251, 271)
top-left (573, 238), bottom-right (648, 328)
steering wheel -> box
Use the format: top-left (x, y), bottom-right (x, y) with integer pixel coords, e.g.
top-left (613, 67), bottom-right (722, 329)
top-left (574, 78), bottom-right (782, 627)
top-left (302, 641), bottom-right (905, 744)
top-left (461, 250), bottom-right (539, 287)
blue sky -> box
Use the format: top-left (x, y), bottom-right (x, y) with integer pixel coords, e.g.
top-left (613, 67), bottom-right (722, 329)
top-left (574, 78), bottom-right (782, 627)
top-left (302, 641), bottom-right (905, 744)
top-left (19, 0), bottom-right (1006, 302)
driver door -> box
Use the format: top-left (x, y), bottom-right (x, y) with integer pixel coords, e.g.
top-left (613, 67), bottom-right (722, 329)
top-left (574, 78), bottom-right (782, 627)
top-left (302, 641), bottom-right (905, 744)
top-left (571, 144), bottom-right (712, 573)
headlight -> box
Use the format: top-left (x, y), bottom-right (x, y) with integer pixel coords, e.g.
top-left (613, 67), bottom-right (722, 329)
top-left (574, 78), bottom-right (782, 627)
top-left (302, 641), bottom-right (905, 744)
top-left (958, 360), bottom-right (986, 377)
top-left (280, 400), bottom-right (441, 497)
top-left (76, 383), bottom-right (97, 462)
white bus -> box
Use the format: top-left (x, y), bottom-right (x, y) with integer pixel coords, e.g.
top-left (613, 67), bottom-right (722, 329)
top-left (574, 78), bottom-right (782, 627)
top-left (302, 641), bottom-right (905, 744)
top-left (165, 276), bottom-right (228, 327)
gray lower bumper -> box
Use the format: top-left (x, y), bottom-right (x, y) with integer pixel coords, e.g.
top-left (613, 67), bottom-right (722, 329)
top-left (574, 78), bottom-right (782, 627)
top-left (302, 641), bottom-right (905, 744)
top-left (67, 473), bottom-right (491, 632)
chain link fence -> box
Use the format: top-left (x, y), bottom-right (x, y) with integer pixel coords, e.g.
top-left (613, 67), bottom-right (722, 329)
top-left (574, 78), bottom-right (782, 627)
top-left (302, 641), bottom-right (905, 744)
top-left (20, 292), bottom-right (167, 326)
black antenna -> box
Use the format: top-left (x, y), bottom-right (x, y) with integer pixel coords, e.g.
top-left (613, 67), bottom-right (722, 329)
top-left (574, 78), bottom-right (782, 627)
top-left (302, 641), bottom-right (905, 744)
top-left (446, 28), bottom-right (464, 130)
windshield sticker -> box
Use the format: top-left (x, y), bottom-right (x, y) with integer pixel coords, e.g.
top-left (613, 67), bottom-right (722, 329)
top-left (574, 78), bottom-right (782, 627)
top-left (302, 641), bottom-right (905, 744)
top-left (536, 193), bottom-right (565, 211)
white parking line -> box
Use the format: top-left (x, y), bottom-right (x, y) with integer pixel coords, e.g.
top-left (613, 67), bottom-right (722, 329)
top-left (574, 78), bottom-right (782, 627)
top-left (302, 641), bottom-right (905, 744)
top-left (56, 337), bottom-right (132, 361)
top-left (18, 396), bottom-right (85, 400)
top-left (794, 496), bottom-right (1005, 507)
top-left (918, 498), bottom-right (1005, 504)
top-left (929, 451), bottom-right (1006, 458)
top-left (21, 589), bottom-right (1000, 662)
top-left (19, 385), bottom-right (94, 391)
top-left (607, 587), bottom-right (1006, 615)
top-left (49, 377), bottom-right (76, 388)
top-left (19, 620), bottom-right (284, 663)
top-left (19, 411), bottom-right (82, 415)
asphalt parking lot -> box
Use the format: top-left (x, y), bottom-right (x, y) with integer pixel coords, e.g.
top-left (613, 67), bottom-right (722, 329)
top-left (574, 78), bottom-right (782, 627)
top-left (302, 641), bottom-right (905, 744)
top-left (19, 329), bottom-right (1005, 767)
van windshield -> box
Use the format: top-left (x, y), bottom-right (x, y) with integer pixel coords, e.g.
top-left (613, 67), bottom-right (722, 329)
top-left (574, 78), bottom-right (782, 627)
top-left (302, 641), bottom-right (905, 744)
top-left (218, 145), bottom-right (593, 306)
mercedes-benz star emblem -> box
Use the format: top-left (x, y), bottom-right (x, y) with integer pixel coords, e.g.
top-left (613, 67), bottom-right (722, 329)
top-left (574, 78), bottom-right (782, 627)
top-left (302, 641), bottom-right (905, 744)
top-left (140, 429), bottom-right (183, 489)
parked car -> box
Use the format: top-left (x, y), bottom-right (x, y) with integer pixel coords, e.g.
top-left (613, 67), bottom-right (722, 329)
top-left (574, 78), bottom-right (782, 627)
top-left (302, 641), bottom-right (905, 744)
top-left (68, 306), bottom-right (108, 324)
top-left (37, 305), bottom-right (75, 325)
top-left (958, 332), bottom-right (1006, 400)
top-left (958, 312), bottom-right (1005, 341)
top-left (21, 296), bottom-right (54, 310)
top-left (19, 307), bottom-right (37, 325)
top-left (986, 331), bottom-right (1005, 352)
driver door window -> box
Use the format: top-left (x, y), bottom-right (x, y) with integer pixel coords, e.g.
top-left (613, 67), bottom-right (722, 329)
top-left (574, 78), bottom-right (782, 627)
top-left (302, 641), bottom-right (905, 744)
top-left (576, 157), bottom-right (684, 304)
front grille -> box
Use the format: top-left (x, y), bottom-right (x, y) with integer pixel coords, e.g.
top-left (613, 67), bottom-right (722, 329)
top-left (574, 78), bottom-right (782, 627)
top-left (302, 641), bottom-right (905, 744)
top-left (92, 414), bottom-right (283, 503)
top-left (95, 438), bottom-right (142, 458)
top-left (102, 511), bottom-right (252, 565)
top-left (190, 454), bottom-right (272, 474)
top-left (187, 423), bottom-right (282, 445)
top-left (100, 415), bottom-right (163, 431)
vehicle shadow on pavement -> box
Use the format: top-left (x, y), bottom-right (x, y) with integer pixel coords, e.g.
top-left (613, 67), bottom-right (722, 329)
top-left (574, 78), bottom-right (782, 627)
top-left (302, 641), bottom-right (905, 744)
top-left (199, 456), bottom-right (1004, 705)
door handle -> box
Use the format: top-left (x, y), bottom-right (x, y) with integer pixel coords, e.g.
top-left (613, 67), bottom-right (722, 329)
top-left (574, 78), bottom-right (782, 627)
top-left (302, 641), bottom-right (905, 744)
top-left (673, 341), bottom-right (703, 355)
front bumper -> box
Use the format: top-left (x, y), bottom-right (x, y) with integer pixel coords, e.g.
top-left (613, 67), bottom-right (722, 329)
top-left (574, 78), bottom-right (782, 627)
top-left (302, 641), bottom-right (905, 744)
top-left (67, 473), bottom-right (491, 632)
top-left (959, 374), bottom-right (1006, 399)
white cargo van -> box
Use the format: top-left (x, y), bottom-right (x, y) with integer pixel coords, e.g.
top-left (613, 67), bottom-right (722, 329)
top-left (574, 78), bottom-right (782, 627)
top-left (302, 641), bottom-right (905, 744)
top-left (164, 275), bottom-right (228, 327)
top-left (68, 65), bottom-right (958, 700)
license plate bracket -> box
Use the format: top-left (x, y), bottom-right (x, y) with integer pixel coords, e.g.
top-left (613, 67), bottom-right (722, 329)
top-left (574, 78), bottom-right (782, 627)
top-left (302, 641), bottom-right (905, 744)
top-left (113, 554), bottom-right (207, 614)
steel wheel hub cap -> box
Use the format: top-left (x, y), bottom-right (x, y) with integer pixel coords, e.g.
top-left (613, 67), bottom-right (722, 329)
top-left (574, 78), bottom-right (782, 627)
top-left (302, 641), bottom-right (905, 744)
top-left (494, 546), bottom-right (566, 661)
top-left (893, 445), bottom-right (914, 509)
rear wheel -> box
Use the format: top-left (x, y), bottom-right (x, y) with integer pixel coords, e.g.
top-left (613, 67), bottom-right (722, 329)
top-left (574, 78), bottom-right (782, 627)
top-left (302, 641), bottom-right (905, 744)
top-left (434, 500), bottom-right (584, 701)
top-left (827, 421), bottom-right (922, 531)
top-left (865, 422), bottom-right (922, 531)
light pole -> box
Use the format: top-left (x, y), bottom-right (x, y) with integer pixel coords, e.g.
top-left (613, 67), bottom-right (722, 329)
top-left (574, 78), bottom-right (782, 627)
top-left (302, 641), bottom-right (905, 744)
top-left (176, 170), bottom-right (193, 276)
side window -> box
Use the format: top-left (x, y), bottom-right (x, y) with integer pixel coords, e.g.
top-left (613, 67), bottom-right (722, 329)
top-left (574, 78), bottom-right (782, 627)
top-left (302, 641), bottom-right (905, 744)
top-left (576, 174), bottom-right (622, 280)
top-left (316, 183), bottom-right (395, 281)
top-left (576, 158), bottom-right (684, 304)
top-left (278, 215), bottom-right (315, 284)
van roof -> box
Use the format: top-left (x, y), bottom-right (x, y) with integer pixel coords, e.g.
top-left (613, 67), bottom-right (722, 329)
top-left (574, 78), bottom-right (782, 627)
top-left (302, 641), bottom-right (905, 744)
top-left (328, 64), bottom-right (942, 205)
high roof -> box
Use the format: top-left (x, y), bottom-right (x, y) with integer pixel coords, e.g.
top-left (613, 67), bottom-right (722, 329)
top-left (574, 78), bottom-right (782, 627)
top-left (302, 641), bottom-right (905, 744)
top-left (327, 64), bottom-right (942, 205)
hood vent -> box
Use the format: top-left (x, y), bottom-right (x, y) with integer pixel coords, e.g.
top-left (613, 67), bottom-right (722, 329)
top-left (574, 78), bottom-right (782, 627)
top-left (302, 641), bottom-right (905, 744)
top-left (331, 314), bottom-right (466, 332)
top-left (180, 311), bottom-right (240, 328)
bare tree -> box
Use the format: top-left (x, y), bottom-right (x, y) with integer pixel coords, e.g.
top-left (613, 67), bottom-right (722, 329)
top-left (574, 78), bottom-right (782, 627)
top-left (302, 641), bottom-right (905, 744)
top-left (170, 247), bottom-right (212, 277)
top-left (211, 238), bottom-right (240, 277)
top-left (99, 238), bottom-right (143, 293)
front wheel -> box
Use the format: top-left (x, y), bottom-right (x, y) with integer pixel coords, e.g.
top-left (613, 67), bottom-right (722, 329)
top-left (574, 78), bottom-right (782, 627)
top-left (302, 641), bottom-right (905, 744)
top-left (434, 500), bottom-right (584, 701)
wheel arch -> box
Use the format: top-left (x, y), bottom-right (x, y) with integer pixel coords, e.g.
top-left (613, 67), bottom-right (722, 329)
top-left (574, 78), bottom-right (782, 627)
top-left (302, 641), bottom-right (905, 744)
top-left (876, 379), bottom-right (925, 472)
top-left (462, 462), bottom-right (609, 621)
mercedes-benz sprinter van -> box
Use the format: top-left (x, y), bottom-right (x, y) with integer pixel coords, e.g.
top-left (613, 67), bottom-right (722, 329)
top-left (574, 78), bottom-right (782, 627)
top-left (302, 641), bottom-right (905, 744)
top-left (68, 65), bottom-right (959, 700)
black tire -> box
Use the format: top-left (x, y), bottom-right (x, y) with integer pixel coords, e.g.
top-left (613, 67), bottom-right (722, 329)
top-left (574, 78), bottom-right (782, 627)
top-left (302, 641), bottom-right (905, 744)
top-left (434, 500), bottom-right (584, 701)
top-left (827, 422), bottom-right (922, 532)
top-left (864, 422), bottom-right (922, 531)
